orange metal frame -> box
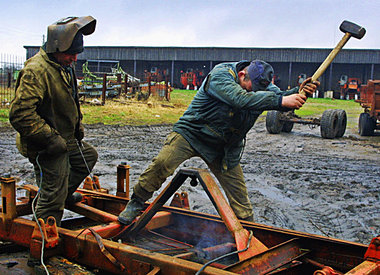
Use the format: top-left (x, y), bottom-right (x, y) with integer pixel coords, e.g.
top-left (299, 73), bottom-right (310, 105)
top-left (123, 168), bottom-right (268, 261)
top-left (1, 167), bottom-right (379, 274)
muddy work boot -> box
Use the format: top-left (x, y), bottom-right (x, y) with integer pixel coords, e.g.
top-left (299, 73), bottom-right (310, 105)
top-left (118, 194), bottom-right (145, 225)
top-left (240, 214), bottom-right (254, 222)
top-left (65, 192), bottom-right (83, 205)
top-left (27, 256), bottom-right (41, 267)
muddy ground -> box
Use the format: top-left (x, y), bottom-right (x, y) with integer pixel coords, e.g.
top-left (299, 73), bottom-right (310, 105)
top-left (0, 120), bottom-right (379, 245)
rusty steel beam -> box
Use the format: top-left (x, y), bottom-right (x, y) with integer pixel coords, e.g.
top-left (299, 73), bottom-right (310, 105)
top-left (175, 242), bottom-right (236, 264)
top-left (66, 202), bottom-right (118, 224)
top-left (145, 211), bottom-right (173, 231)
top-left (77, 222), bottom-right (122, 239)
top-left (203, 242), bottom-right (236, 260)
top-left (0, 183), bottom-right (33, 217)
top-left (284, 118), bottom-right (321, 125)
top-left (124, 168), bottom-right (267, 261)
top-left (0, 217), bottom-right (236, 274)
top-left (116, 163), bottom-right (131, 198)
top-left (345, 260), bottom-right (380, 275)
top-left (125, 170), bottom-right (190, 238)
top-left (69, 211), bottom-right (173, 240)
top-left (345, 236), bottom-right (380, 275)
top-left (227, 238), bottom-right (308, 274)
top-left (0, 177), bottom-right (17, 231)
top-left (0, 218), bottom-right (35, 247)
top-left (0, 202), bottom-right (32, 217)
top-left (196, 169), bottom-right (268, 260)
top-left (279, 111), bottom-right (321, 125)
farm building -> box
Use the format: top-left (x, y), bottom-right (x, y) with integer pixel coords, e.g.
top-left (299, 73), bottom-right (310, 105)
top-left (24, 46), bottom-right (380, 94)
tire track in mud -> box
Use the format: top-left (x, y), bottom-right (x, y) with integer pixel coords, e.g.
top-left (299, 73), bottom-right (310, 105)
top-left (242, 122), bottom-right (379, 243)
top-left (1, 121), bottom-right (379, 244)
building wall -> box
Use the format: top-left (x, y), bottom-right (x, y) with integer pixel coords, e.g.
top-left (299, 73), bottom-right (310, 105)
top-left (24, 46), bottom-right (380, 93)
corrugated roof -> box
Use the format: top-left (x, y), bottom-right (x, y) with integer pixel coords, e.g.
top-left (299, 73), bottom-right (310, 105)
top-left (24, 46), bottom-right (380, 64)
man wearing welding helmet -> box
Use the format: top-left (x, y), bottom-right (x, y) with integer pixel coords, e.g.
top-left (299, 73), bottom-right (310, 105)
top-left (119, 60), bottom-right (319, 224)
top-left (9, 16), bottom-right (98, 226)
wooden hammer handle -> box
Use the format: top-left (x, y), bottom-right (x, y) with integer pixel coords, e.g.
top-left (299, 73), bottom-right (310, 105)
top-left (299, 32), bottom-right (352, 96)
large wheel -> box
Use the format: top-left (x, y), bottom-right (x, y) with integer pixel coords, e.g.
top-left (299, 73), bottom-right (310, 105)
top-left (358, 113), bottom-right (375, 136)
top-left (266, 111), bottom-right (284, 134)
top-left (282, 121), bottom-right (294, 133)
top-left (335, 109), bottom-right (347, 138)
top-left (320, 109), bottom-right (339, 139)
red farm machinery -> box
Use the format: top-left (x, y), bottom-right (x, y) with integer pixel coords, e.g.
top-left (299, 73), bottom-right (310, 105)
top-left (356, 80), bottom-right (380, 136)
top-left (339, 75), bottom-right (361, 100)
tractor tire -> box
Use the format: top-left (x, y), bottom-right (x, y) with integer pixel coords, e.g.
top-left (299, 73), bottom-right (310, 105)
top-left (282, 121), bottom-right (294, 133)
top-left (266, 111), bottom-right (284, 134)
top-left (358, 113), bottom-right (375, 136)
top-left (320, 109), bottom-right (339, 139)
top-left (335, 109), bottom-right (347, 138)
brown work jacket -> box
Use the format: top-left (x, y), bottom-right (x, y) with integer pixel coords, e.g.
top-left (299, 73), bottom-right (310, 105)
top-left (9, 48), bottom-right (81, 157)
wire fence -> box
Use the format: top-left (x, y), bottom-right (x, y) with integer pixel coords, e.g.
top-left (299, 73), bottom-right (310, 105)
top-left (0, 53), bottom-right (25, 108)
top-left (0, 54), bottom-right (172, 108)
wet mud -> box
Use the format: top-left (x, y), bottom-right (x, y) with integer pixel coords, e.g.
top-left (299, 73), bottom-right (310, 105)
top-left (1, 120), bottom-right (379, 245)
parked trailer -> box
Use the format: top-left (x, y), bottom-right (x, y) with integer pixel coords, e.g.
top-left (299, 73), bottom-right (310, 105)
top-left (266, 20), bottom-right (365, 139)
top-left (356, 80), bottom-right (380, 136)
top-left (265, 109), bottom-right (347, 139)
top-left (0, 166), bottom-right (379, 274)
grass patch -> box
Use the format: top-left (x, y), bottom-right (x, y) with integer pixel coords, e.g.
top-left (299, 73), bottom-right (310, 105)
top-left (1, 90), bottom-right (364, 130)
top-left (0, 109), bottom-right (9, 123)
top-left (169, 89), bottom-right (197, 107)
top-left (295, 98), bottom-right (361, 116)
top-left (81, 89), bottom-right (194, 125)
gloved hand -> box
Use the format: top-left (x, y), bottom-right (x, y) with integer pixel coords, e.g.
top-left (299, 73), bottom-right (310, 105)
top-left (75, 124), bottom-right (85, 141)
top-left (299, 77), bottom-right (320, 97)
top-left (39, 134), bottom-right (67, 156)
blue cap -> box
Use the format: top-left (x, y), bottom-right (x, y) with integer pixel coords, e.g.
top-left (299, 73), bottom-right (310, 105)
top-left (247, 60), bottom-right (274, 91)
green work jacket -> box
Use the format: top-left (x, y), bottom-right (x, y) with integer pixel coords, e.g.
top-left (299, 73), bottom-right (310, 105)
top-left (9, 48), bottom-right (82, 157)
top-left (173, 61), bottom-right (298, 171)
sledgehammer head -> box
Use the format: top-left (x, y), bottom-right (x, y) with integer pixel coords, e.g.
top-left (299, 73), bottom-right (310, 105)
top-left (339, 20), bottom-right (366, 39)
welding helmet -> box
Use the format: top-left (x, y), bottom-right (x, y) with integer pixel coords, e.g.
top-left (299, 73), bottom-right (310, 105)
top-left (46, 16), bottom-right (96, 54)
top-left (247, 60), bottom-right (274, 91)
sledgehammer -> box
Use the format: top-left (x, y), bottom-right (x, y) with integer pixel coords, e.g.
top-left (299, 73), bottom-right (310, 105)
top-left (300, 20), bottom-right (366, 96)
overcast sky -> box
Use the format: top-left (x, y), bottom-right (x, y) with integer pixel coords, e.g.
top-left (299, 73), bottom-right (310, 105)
top-left (1, 0), bottom-right (379, 58)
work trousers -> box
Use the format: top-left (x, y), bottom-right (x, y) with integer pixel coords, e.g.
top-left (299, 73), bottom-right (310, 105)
top-left (134, 132), bottom-right (253, 220)
top-left (30, 141), bottom-right (98, 226)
